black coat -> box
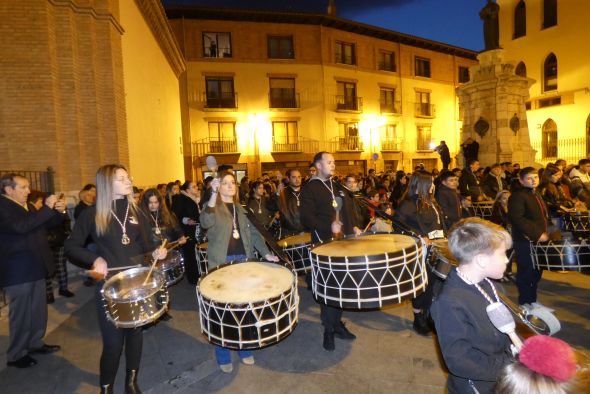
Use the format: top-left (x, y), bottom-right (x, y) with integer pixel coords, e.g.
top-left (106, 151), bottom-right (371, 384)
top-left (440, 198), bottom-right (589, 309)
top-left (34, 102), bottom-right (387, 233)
top-left (459, 169), bottom-right (484, 201)
top-left (171, 193), bottom-right (200, 237)
top-left (0, 197), bottom-right (65, 287)
top-left (278, 186), bottom-right (304, 235)
top-left (435, 144), bottom-right (451, 164)
top-left (507, 186), bottom-right (549, 242)
top-left (393, 196), bottom-right (444, 236)
top-left (482, 174), bottom-right (507, 199)
top-left (435, 185), bottom-right (464, 229)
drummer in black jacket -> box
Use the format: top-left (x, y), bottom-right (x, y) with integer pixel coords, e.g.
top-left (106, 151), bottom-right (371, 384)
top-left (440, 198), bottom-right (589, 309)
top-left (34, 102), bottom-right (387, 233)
top-left (435, 170), bottom-right (470, 229)
top-left (300, 152), bottom-right (361, 351)
top-left (171, 181), bottom-right (201, 284)
top-left (65, 165), bottom-right (167, 394)
top-left (507, 167), bottom-right (550, 309)
top-left (276, 169), bottom-right (304, 237)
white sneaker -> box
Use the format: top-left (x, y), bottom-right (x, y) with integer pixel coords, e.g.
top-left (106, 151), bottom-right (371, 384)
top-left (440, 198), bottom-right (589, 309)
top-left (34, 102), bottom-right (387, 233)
top-left (219, 363), bottom-right (233, 373)
top-left (519, 303), bottom-right (533, 313)
top-left (241, 356), bottom-right (255, 365)
top-left (531, 302), bottom-right (555, 312)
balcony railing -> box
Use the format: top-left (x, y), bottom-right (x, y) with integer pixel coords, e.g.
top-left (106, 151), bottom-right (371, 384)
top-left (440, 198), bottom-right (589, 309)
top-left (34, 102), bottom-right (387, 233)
top-left (380, 100), bottom-right (401, 114)
top-left (531, 137), bottom-right (588, 165)
top-left (381, 140), bottom-right (402, 151)
top-left (203, 92), bottom-right (238, 109)
top-left (193, 137), bottom-right (238, 157)
top-left (335, 95), bottom-right (362, 112)
top-left (414, 102), bottom-right (436, 117)
top-left (272, 136), bottom-right (319, 153)
top-left (328, 136), bottom-right (364, 152)
top-left (268, 92), bottom-right (300, 109)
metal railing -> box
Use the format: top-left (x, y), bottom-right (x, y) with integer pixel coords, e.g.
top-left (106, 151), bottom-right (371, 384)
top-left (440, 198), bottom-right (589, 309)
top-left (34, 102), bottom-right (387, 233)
top-left (203, 46), bottom-right (232, 58)
top-left (530, 137), bottom-right (588, 165)
top-left (380, 100), bottom-right (401, 114)
top-left (335, 95), bottom-right (363, 112)
top-left (203, 92), bottom-right (238, 109)
top-left (272, 136), bottom-right (319, 153)
top-left (0, 167), bottom-right (55, 193)
top-left (193, 137), bottom-right (238, 157)
top-left (381, 140), bottom-right (402, 151)
top-left (414, 102), bottom-right (436, 117)
top-left (328, 136), bottom-right (364, 152)
top-left (268, 92), bottom-right (300, 109)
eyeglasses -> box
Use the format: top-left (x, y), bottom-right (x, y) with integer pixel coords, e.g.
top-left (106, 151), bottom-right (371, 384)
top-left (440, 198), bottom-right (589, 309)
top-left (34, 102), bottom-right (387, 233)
top-left (114, 176), bottom-right (133, 183)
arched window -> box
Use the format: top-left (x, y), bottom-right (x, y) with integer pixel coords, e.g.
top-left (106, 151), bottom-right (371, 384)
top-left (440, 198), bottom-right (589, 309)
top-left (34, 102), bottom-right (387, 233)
top-left (544, 53), bottom-right (558, 92)
top-left (586, 114), bottom-right (590, 157)
top-left (515, 62), bottom-right (527, 77)
top-left (542, 119), bottom-right (558, 159)
top-left (514, 0), bottom-right (526, 39)
top-left (543, 0), bottom-right (557, 29)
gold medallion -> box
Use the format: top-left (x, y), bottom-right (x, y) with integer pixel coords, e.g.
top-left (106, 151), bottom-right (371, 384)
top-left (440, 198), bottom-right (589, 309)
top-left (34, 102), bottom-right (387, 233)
top-left (121, 233), bottom-right (130, 245)
top-left (332, 199), bottom-right (338, 208)
top-left (232, 229), bottom-right (240, 239)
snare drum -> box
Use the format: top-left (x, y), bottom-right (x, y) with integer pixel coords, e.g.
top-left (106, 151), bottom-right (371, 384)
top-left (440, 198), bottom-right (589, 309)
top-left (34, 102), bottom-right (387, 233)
top-left (530, 239), bottom-right (590, 272)
top-left (101, 267), bottom-right (168, 328)
top-left (428, 239), bottom-right (457, 280)
top-left (471, 201), bottom-right (494, 219)
top-left (309, 233), bottom-right (427, 309)
top-left (196, 261), bottom-right (299, 349)
top-left (278, 232), bottom-right (312, 274)
top-left (196, 242), bottom-right (209, 276)
top-left (155, 249), bottom-right (184, 286)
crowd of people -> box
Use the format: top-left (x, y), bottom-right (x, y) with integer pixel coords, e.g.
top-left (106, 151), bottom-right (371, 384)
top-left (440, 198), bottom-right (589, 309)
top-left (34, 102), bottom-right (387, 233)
top-left (2, 152), bottom-right (590, 393)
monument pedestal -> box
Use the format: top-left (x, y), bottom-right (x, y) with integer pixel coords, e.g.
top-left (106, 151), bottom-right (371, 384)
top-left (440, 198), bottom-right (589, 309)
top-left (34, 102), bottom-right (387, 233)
top-left (457, 49), bottom-right (536, 167)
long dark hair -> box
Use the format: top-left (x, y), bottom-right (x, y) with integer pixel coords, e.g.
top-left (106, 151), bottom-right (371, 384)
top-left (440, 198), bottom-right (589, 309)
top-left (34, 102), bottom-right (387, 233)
top-left (139, 188), bottom-right (177, 228)
top-left (402, 170), bottom-right (436, 212)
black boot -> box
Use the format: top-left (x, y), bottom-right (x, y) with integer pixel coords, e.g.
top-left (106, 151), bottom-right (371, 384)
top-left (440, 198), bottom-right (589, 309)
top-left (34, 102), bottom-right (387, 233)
top-left (125, 369), bottom-right (142, 394)
top-left (99, 384), bottom-right (113, 394)
top-left (412, 311), bottom-right (432, 336)
top-left (323, 330), bottom-right (335, 351)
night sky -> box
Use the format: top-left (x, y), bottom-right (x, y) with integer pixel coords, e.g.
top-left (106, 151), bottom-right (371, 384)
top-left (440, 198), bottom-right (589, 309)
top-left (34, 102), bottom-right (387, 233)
top-left (162, 0), bottom-right (485, 51)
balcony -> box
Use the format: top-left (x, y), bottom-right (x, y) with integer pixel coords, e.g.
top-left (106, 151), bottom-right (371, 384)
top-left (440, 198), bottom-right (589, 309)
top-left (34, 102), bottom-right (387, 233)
top-left (335, 95), bottom-right (363, 112)
top-left (381, 140), bottom-right (402, 152)
top-left (380, 100), bottom-right (401, 114)
top-left (414, 102), bottom-right (436, 118)
top-left (272, 136), bottom-right (319, 153)
top-left (329, 136), bottom-right (364, 152)
top-left (269, 92), bottom-right (300, 109)
top-left (203, 92), bottom-right (238, 109)
top-left (193, 137), bottom-right (238, 157)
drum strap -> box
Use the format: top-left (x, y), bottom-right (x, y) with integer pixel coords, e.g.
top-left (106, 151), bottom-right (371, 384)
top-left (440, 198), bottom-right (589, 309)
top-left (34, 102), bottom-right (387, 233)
top-left (244, 209), bottom-right (292, 265)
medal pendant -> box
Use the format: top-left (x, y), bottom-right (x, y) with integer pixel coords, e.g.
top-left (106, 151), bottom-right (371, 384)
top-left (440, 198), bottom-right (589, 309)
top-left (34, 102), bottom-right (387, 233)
top-left (155, 228), bottom-right (161, 235)
top-left (332, 199), bottom-right (338, 208)
top-left (297, 201), bottom-right (300, 207)
top-left (121, 233), bottom-right (130, 245)
top-left (232, 229), bottom-right (240, 239)
top-left (258, 209), bottom-right (262, 214)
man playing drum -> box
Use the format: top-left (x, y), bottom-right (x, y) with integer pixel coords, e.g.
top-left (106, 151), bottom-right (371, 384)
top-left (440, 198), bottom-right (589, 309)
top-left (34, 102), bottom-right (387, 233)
top-left (300, 151), bottom-right (362, 351)
top-left (276, 169), bottom-right (304, 237)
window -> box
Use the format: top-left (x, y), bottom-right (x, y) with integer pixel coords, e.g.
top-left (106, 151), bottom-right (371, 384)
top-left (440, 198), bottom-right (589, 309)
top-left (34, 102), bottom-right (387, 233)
top-left (268, 36), bottom-right (294, 59)
top-left (205, 77), bottom-right (236, 108)
top-left (515, 61), bottom-right (527, 77)
top-left (335, 41), bottom-right (355, 65)
top-left (543, 0), bottom-right (557, 29)
top-left (415, 91), bottom-right (433, 117)
top-left (208, 122), bottom-right (237, 152)
top-left (202, 32), bottom-right (232, 58)
top-left (542, 119), bottom-right (558, 159)
top-left (336, 81), bottom-right (359, 111)
top-left (543, 53), bottom-right (558, 92)
top-left (416, 125), bottom-right (432, 151)
top-left (380, 124), bottom-right (398, 151)
top-left (380, 88), bottom-right (397, 113)
top-left (458, 66), bottom-right (470, 83)
top-left (538, 96), bottom-right (561, 108)
top-left (272, 121), bottom-right (298, 151)
top-left (378, 51), bottom-right (396, 72)
top-left (338, 122), bottom-right (361, 150)
top-left (415, 57), bottom-right (431, 78)
top-left (513, 1), bottom-right (526, 39)
top-left (586, 114), bottom-right (590, 157)
top-left (269, 78), bottom-right (297, 108)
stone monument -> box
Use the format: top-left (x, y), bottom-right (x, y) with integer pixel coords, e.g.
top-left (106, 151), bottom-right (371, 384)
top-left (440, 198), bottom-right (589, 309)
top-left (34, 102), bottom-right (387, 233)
top-left (456, 2), bottom-right (536, 167)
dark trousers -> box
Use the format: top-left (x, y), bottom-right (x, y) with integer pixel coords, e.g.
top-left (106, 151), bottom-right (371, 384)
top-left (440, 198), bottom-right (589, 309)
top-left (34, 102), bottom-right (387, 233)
top-left (182, 240), bottom-right (199, 284)
top-left (514, 240), bottom-right (543, 305)
top-left (46, 246), bottom-right (69, 297)
top-left (95, 285), bottom-right (142, 385)
top-left (4, 279), bottom-right (47, 361)
top-left (412, 270), bottom-right (436, 312)
top-left (320, 304), bottom-right (343, 331)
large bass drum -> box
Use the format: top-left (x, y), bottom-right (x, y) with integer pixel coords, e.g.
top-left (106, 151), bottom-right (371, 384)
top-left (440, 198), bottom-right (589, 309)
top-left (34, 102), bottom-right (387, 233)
top-left (196, 261), bottom-right (299, 349)
top-left (530, 238), bottom-right (590, 272)
top-left (278, 232), bottom-right (312, 274)
top-left (309, 233), bottom-right (427, 309)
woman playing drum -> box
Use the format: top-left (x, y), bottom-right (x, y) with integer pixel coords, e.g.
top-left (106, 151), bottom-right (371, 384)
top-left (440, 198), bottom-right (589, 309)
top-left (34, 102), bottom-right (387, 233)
top-left (65, 165), bottom-right (167, 394)
top-left (200, 171), bottom-right (278, 373)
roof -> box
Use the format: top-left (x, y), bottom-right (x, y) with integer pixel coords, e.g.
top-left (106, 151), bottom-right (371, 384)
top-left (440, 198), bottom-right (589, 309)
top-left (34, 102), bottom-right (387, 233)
top-left (164, 6), bottom-right (478, 60)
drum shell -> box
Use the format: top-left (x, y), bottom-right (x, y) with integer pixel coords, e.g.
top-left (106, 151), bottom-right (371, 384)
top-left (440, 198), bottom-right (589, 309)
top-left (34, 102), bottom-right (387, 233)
top-left (278, 232), bottom-right (312, 274)
top-left (196, 242), bottom-right (209, 276)
top-left (309, 234), bottom-right (428, 309)
top-left (156, 249), bottom-right (185, 286)
top-left (101, 267), bottom-right (169, 328)
top-left (560, 212), bottom-right (590, 238)
top-left (196, 261), bottom-right (299, 349)
top-left (530, 239), bottom-right (590, 272)
top-left (471, 202), bottom-right (494, 219)
top-left (427, 239), bottom-right (457, 280)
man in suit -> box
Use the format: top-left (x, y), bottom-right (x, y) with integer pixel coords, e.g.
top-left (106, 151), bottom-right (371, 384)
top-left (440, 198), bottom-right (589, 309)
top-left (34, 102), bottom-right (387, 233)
top-left (0, 174), bottom-right (65, 368)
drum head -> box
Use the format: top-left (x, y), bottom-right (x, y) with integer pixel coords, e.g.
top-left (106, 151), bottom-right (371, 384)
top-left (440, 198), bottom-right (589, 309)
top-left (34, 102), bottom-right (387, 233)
top-left (198, 242), bottom-right (209, 251)
top-left (279, 233), bottom-right (311, 248)
top-left (199, 262), bottom-right (294, 304)
top-left (311, 233), bottom-right (416, 257)
top-left (103, 267), bottom-right (165, 302)
top-left (156, 249), bottom-right (182, 270)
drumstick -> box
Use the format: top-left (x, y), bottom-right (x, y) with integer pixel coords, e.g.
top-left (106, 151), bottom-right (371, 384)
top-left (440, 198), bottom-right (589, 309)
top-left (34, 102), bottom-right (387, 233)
top-left (85, 264), bottom-right (143, 281)
top-left (142, 239), bottom-right (168, 286)
top-left (363, 218), bottom-right (375, 233)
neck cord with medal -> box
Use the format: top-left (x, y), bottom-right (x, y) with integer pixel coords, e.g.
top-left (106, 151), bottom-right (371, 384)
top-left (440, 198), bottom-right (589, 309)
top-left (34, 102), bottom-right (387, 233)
top-left (290, 187), bottom-right (301, 207)
top-left (231, 203), bottom-right (240, 239)
top-left (111, 201), bottom-right (131, 245)
top-left (255, 196), bottom-right (263, 214)
top-left (150, 210), bottom-right (161, 235)
top-left (456, 267), bottom-right (500, 304)
top-left (319, 178), bottom-right (338, 208)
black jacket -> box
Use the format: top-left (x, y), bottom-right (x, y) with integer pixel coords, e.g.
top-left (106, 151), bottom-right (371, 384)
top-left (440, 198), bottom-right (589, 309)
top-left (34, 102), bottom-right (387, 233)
top-left (393, 195), bottom-right (444, 236)
top-left (0, 197), bottom-right (65, 287)
top-left (507, 186), bottom-right (549, 242)
top-left (278, 186), bottom-right (304, 235)
top-left (482, 173), bottom-right (507, 199)
top-left (459, 169), bottom-right (484, 201)
top-left (171, 193), bottom-right (200, 237)
top-left (435, 185), bottom-right (464, 229)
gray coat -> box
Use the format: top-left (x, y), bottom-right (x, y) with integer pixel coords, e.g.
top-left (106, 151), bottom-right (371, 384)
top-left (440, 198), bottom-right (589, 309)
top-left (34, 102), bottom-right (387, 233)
top-left (200, 202), bottom-right (271, 269)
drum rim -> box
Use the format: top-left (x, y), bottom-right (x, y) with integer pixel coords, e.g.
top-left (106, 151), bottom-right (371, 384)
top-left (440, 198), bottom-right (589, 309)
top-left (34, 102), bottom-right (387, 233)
top-left (308, 231), bottom-right (421, 253)
top-left (102, 267), bottom-right (166, 302)
top-left (278, 232), bottom-right (312, 247)
top-left (196, 260), bottom-right (297, 306)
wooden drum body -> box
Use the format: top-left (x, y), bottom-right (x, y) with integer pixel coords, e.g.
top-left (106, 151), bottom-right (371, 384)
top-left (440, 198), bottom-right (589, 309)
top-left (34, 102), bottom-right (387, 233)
top-left (309, 233), bottom-right (427, 309)
top-left (196, 261), bottom-right (299, 349)
top-left (278, 232), bottom-right (312, 274)
top-left (101, 267), bottom-right (169, 328)
top-left (530, 239), bottom-right (590, 272)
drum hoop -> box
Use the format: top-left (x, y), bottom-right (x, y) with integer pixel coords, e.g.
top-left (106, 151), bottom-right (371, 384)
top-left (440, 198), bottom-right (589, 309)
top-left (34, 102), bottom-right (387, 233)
top-left (102, 267), bottom-right (166, 303)
top-left (278, 233), bottom-right (311, 248)
top-left (308, 232), bottom-right (420, 253)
